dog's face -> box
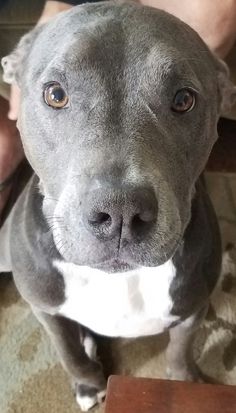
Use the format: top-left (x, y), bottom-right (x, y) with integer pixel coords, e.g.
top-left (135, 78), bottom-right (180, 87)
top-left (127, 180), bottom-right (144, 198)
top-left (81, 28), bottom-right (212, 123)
top-left (2, 3), bottom-right (236, 271)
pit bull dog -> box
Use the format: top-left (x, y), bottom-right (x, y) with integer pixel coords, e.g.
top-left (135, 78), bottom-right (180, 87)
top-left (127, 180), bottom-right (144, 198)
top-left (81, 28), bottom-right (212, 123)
top-left (1, 2), bottom-right (235, 410)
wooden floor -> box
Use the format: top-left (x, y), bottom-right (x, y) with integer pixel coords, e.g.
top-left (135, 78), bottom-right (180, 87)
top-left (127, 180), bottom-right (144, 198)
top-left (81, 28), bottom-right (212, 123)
top-left (105, 376), bottom-right (236, 413)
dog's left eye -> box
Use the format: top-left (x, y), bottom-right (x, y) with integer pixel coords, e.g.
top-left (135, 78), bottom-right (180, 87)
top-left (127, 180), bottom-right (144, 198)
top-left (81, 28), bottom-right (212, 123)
top-left (171, 88), bottom-right (196, 113)
top-left (43, 82), bottom-right (69, 109)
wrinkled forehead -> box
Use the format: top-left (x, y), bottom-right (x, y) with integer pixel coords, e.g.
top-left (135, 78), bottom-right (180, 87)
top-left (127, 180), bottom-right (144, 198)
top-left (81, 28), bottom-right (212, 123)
top-left (27, 3), bottom-right (214, 89)
top-left (39, 45), bottom-right (201, 92)
top-left (33, 36), bottom-right (200, 88)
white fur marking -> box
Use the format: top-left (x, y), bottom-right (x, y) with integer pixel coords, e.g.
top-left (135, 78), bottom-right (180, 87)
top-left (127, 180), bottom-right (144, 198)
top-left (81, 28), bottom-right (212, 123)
top-left (83, 335), bottom-right (97, 360)
top-left (55, 259), bottom-right (179, 338)
top-left (76, 389), bottom-right (106, 411)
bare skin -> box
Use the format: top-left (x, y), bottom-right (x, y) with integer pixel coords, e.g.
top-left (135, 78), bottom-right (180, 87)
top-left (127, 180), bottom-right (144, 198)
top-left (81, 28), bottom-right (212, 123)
top-left (1, 0), bottom-right (236, 217)
top-left (140, 0), bottom-right (236, 58)
top-left (0, 96), bottom-right (23, 218)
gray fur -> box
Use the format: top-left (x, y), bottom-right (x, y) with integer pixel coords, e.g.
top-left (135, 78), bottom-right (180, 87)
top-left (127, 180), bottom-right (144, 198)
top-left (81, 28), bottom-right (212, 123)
top-left (1, 2), bottom-right (235, 409)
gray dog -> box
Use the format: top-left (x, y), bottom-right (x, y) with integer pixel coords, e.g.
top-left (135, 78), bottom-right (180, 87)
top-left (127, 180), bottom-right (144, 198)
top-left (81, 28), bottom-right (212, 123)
top-left (1, 2), bottom-right (235, 411)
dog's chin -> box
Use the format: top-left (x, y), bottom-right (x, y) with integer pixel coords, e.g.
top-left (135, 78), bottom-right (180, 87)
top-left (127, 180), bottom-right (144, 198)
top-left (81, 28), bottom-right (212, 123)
top-left (56, 227), bottom-right (182, 272)
top-left (92, 259), bottom-right (136, 273)
top-left (58, 236), bottom-right (181, 273)
top-left (89, 255), bottom-right (169, 274)
top-left (88, 243), bottom-right (180, 274)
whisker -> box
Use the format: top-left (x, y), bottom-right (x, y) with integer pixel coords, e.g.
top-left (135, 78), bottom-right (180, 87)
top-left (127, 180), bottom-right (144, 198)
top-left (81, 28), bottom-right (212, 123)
top-left (55, 238), bottom-right (68, 255)
top-left (46, 220), bottom-right (64, 226)
top-left (45, 215), bottom-right (63, 219)
top-left (45, 217), bottom-right (64, 223)
top-left (47, 224), bottom-right (65, 232)
top-left (44, 197), bottom-right (59, 202)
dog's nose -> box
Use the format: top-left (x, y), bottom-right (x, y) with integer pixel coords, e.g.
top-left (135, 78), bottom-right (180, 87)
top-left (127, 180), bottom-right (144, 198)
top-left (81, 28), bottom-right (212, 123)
top-left (84, 187), bottom-right (157, 240)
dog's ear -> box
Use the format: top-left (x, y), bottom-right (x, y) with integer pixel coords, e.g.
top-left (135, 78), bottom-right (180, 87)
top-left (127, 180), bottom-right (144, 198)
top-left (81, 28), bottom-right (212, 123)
top-left (1, 26), bottom-right (42, 86)
top-left (215, 57), bottom-right (236, 114)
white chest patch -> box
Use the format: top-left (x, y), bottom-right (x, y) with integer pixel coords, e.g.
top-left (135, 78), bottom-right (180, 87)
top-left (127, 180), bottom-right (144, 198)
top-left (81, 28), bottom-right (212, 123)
top-left (54, 259), bottom-right (179, 338)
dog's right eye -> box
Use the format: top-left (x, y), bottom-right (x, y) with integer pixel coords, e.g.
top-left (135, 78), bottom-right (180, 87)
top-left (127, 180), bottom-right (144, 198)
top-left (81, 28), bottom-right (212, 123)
top-left (43, 82), bottom-right (68, 109)
top-left (171, 88), bottom-right (196, 113)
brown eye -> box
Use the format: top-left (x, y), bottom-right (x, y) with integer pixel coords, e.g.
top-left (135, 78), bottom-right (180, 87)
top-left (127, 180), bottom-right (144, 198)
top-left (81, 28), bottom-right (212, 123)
top-left (43, 82), bottom-right (68, 108)
top-left (171, 88), bottom-right (196, 113)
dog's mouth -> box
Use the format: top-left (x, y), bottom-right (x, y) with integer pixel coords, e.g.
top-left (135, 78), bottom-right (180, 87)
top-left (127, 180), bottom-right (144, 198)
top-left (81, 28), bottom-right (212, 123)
top-left (87, 238), bottom-right (180, 274)
top-left (51, 221), bottom-right (182, 272)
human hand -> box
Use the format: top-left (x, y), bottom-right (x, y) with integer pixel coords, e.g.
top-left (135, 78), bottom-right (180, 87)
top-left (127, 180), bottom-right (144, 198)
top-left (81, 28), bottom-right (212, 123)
top-left (139, 0), bottom-right (236, 58)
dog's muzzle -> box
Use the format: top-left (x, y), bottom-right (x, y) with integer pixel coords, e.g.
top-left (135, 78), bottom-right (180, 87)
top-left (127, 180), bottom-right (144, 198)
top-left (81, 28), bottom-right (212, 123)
top-left (83, 186), bottom-right (158, 242)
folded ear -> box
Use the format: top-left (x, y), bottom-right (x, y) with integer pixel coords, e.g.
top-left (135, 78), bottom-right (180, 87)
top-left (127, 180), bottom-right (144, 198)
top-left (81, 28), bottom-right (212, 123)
top-left (215, 57), bottom-right (236, 114)
top-left (1, 26), bottom-right (42, 86)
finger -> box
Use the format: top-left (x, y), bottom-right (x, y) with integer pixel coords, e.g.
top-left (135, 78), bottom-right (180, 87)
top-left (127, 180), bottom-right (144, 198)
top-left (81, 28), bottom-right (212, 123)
top-left (8, 84), bottom-right (21, 121)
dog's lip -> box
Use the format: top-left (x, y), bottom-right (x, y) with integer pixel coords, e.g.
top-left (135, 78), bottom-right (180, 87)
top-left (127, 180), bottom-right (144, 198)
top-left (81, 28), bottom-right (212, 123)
top-left (91, 258), bottom-right (136, 273)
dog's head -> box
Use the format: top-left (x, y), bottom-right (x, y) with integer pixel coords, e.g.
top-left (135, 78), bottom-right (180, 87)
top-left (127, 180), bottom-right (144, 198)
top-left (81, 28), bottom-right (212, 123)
top-left (2, 3), bottom-right (236, 271)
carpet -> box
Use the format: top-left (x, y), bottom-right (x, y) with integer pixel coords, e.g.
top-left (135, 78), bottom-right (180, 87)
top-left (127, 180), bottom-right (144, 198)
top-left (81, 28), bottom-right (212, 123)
top-left (0, 172), bottom-right (236, 413)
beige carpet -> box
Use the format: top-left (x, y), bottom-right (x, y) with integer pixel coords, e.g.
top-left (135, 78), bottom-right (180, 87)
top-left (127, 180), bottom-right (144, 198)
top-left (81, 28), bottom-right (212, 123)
top-left (0, 172), bottom-right (236, 413)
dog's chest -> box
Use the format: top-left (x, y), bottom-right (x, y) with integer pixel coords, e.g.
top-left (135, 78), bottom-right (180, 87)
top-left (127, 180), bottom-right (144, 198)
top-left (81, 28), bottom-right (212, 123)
top-left (54, 260), bottom-right (179, 337)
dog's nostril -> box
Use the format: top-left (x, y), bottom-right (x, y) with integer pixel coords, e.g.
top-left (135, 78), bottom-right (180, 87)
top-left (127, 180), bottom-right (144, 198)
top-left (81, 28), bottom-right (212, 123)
top-left (88, 212), bottom-right (111, 226)
top-left (132, 214), bottom-right (144, 226)
top-left (132, 213), bottom-right (152, 227)
top-left (96, 212), bottom-right (111, 224)
top-left (132, 210), bottom-right (156, 237)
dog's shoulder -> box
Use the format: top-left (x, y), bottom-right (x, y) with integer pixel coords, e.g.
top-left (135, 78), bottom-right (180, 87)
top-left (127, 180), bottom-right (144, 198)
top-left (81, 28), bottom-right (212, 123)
top-left (3, 175), bottom-right (65, 311)
top-left (170, 179), bottom-right (222, 318)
